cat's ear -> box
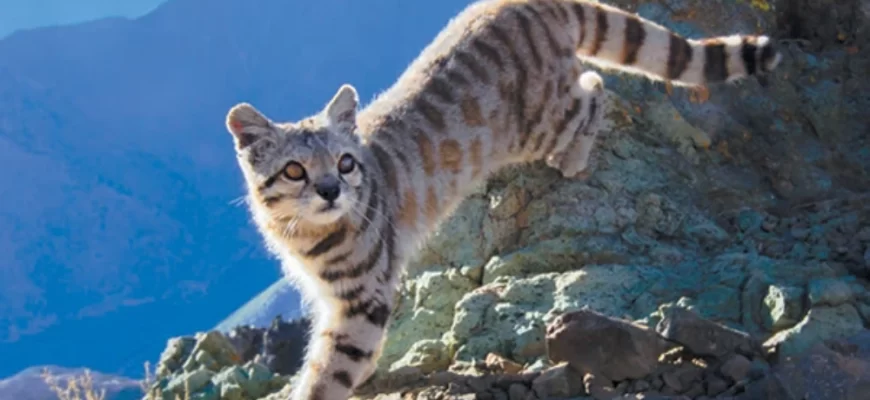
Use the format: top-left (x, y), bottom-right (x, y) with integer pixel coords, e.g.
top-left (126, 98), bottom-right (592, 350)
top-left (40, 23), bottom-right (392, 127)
top-left (324, 84), bottom-right (358, 133)
top-left (226, 103), bottom-right (272, 150)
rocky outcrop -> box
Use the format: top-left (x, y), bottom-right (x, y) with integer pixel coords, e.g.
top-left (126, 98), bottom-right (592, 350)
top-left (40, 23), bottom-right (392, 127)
top-left (144, 316), bottom-right (308, 400)
top-left (354, 309), bottom-right (870, 400)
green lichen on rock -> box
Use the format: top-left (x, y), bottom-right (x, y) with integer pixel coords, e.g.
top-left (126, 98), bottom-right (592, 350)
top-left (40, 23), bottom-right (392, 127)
top-left (145, 330), bottom-right (290, 400)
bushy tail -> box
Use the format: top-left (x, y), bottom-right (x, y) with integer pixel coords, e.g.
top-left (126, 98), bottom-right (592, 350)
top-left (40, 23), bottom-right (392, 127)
top-left (564, 0), bottom-right (781, 86)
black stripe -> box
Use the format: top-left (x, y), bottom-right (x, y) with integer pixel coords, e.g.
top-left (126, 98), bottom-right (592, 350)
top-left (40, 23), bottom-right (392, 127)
top-left (322, 232), bottom-right (384, 282)
top-left (381, 213), bottom-right (396, 283)
top-left (704, 41), bottom-right (728, 82)
top-left (515, 9), bottom-right (543, 70)
top-left (367, 303), bottom-right (391, 327)
top-left (455, 50), bottom-right (491, 83)
top-left (326, 251), bottom-right (351, 265)
top-left (590, 7), bottom-right (609, 55)
top-left (306, 225), bottom-right (347, 258)
top-left (552, 3), bottom-right (569, 24)
top-left (258, 174), bottom-right (279, 192)
top-left (623, 15), bottom-right (646, 65)
top-left (346, 235), bottom-right (384, 279)
top-left (415, 97), bottom-right (446, 131)
top-left (490, 24), bottom-right (527, 136)
top-left (333, 371), bottom-right (353, 389)
top-left (370, 142), bottom-right (398, 191)
top-left (472, 39), bottom-right (504, 69)
top-left (525, 5), bottom-right (566, 58)
top-left (446, 70), bottom-right (470, 87)
top-left (555, 97), bottom-right (583, 135)
top-left (759, 43), bottom-right (776, 72)
top-left (740, 38), bottom-right (758, 76)
top-left (335, 343), bottom-right (373, 362)
top-left (582, 98), bottom-right (599, 137)
top-left (338, 284), bottom-right (366, 301)
top-left (666, 34), bottom-right (693, 80)
top-left (571, 4), bottom-right (586, 47)
top-left (356, 177), bottom-right (378, 237)
top-left (310, 386), bottom-right (325, 400)
top-left (426, 75), bottom-right (455, 103)
top-left (262, 194), bottom-right (284, 207)
top-left (545, 97), bottom-right (583, 155)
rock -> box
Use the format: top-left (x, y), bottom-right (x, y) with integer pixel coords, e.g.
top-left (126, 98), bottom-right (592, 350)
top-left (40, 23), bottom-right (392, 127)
top-left (226, 325), bottom-right (263, 363)
top-left (764, 304), bottom-right (866, 359)
top-left (166, 368), bottom-right (214, 396)
top-left (389, 339), bottom-right (450, 374)
top-left (655, 307), bottom-right (760, 358)
top-left (191, 331), bottom-right (240, 368)
top-left (415, 269), bottom-right (478, 311)
top-left (157, 337), bottom-right (196, 377)
top-left (530, 363), bottom-right (583, 399)
top-left (546, 308), bottom-right (670, 381)
top-left (485, 353), bottom-right (523, 375)
top-left (808, 277), bottom-right (858, 307)
top-left (719, 354), bottom-right (753, 383)
top-left (220, 383), bottom-right (244, 400)
top-left (762, 284), bottom-right (805, 330)
top-left (507, 383), bottom-right (529, 400)
top-left (260, 316), bottom-right (309, 375)
top-left (705, 374), bottom-right (730, 396)
top-left (584, 372), bottom-right (619, 400)
top-left (766, 331), bottom-right (870, 399)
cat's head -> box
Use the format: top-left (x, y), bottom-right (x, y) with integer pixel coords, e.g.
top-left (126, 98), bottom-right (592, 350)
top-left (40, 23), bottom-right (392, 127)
top-left (225, 84), bottom-right (368, 229)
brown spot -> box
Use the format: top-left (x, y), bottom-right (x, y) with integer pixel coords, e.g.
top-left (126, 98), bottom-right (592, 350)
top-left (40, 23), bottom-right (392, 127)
top-left (417, 130), bottom-right (437, 176)
top-left (439, 139), bottom-right (463, 173)
top-left (398, 189), bottom-right (418, 229)
top-left (590, 7), bottom-right (609, 56)
top-left (666, 34), bottom-right (693, 80)
top-left (622, 14), bottom-right (646, 65)
top-left (425, 185), bottom-right (439, 222)
top-left (461, 96), bottom-right (485, 127)
top-left (470, 138), bottom-right (483, 178)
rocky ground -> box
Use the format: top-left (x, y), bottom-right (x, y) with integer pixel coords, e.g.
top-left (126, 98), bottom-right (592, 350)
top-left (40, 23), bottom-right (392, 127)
top-left (143, 0), bottom-right (870, 399)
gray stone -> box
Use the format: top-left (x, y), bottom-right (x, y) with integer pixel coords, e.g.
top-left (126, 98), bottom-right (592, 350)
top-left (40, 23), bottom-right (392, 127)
top-left (770, 330), bottom-right (870, 400)
top-left (764, 304), bottom-right (866, 359)
top-left (546, 308), bottom-right (670, 381)
top-left (531, 363), bottom-right (583, 399)
top-left (808, 277), bottom-right (857, 307)
top-left (762, 284), bottom-right (805, 330)
top-left (719, 354), bottom-right (752, 382)
top-left (655, 307), bottom-right (760, 358)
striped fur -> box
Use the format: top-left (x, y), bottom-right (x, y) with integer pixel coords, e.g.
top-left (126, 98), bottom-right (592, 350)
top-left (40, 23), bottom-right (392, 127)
top-left (224, 1), bottom-right (781, 399)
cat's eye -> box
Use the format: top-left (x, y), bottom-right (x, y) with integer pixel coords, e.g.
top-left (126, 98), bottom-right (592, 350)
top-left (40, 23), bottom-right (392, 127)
top-left (283, 161), bottom-right (307, 181)
top-left (337, 154), bottom-right (356, 174)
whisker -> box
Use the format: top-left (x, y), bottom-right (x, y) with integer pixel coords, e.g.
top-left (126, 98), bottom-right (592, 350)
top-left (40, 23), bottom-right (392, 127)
top-left (228, 195), bottom-right (248, 207)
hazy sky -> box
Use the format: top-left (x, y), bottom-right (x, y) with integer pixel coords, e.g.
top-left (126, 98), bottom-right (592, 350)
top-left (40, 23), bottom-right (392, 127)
top-left (0, 0), bottom-right (168, 38)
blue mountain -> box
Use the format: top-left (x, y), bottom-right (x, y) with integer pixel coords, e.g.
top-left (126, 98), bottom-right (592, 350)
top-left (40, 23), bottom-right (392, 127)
top-left (0, 0), bottom-right (471, 379)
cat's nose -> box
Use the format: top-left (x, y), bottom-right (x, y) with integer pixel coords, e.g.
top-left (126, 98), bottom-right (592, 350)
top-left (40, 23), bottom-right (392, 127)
top-left (315, 180), bottom-right (340, 202)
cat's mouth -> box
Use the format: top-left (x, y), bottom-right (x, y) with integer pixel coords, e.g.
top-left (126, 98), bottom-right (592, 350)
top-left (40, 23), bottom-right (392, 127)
top-left (318, 202), bottom-right (338, 213)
